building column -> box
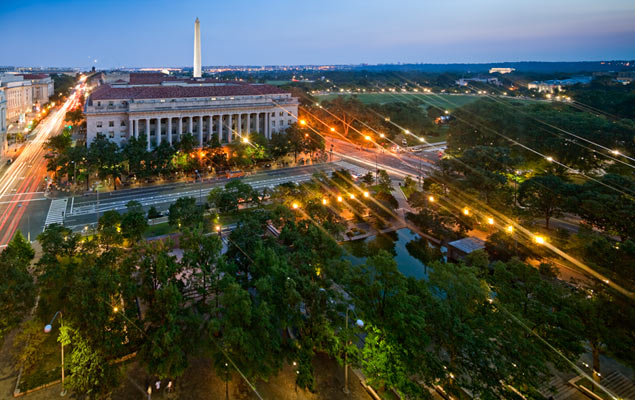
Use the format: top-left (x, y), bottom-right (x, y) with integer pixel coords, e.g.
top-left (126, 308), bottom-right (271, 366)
top-left (246, 113), bottom-right (251, 134)
top-left (265, 113), bottom-right (270, 139)
top-left (178, 117), bottom-right (183, 142)
top-left (218, 115), bottom-right (224, 143)
top-left (255, 113), bottom-right (260, 134)
top-left (198, 116), bottom-right (203, 147)
top-left (188, 116), bottom-right (193, 135)
top-left (208, 115), bottom-right (213, 142)
top-left (228, 114), bottom-right (233, 143)
top-left (145, 119), bottom-right (150, 151)
top-left (156, 117), bottom-right (162, 147)
top-left (128, 118), bottom-right (133, 139)
top-left (167, 117), bottom-right (173, 146)
top-left (237, 113), bottom-right (242, 138)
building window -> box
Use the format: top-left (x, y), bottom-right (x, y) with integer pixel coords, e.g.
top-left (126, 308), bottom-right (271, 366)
top-left (271, 112), bottom-right (275, 116)
top-left (108, 131), bottom-right (115, 138)
top-left (96, 121), bottom-right (103, 128)
top-left (279, 112), bottom-right (283, 116)
top-left (120, 121), bottom-right (126, 127)
top-left (97, 101), bottom-right (101, 106)
top-left (108, 121), bottom-right (115, 127)
top-left (272, 121), bottom-right (276, 126)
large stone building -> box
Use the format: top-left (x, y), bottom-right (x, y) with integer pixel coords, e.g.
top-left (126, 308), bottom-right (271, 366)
top-left (0, 89), bottom-right (7, 138)
top-left (85, 73), bottom-right (299, 149)
top-left (0, 73), bottom-right (54, 123)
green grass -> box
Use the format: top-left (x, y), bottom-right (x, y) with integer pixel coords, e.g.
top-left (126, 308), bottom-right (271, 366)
top-left (144, 222), bottom-right (176, 238)
top-left (265, 80), bottom-right (293, 86)
top-left (316, 93), bottom-right (481, 109)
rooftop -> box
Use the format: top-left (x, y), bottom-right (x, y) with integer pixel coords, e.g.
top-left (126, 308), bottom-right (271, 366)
top-left (448, 237), bottom-right (486, 254)
top-left (89, 82), bottom-right (289, 101)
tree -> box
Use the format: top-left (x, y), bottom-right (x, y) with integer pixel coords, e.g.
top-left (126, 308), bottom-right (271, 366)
top-left (575, 174), bottom-right (635, 241)
top-left (0, 232), bottom-right (35, 339)
top-left (60, 325), bottom-right (121, 397)
top-left (88, 134), bottom-right (124, 190)
top-left (120, 201), bottom-right (148, 242)
top-left (571, 287), bottom-right (635, 382)
top-left (168, 197), bottom-right (204, 229)
top-left (519, 174), bottom-right (570, 229)
top-left (98, 210), bottom-right (123, 249)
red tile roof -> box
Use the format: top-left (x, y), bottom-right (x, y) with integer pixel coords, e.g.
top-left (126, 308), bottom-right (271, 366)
top-left (90, 83), bottom-right (288, 100)
top-left (19, 74), bottom-right (49, 80)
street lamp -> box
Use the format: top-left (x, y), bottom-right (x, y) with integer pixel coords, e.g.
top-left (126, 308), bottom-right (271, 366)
top-left (44, 311), bottom-right (66, 396)
top-left (194, 170), bottom-right (203, 205)
top-left (534, 235), bottom-right (546, 245)
top-left (343, 307), bottom-right (364, 394)
top-left (428, 195), bottom-right (435, 203)
top-left (462, 207), bottom-right (470, 216)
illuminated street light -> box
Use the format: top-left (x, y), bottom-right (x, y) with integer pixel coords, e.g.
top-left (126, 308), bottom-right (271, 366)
top-left (428, 195), bottom-right (435, 202)
top-left (299, 119), bottom-right (307, 125)
top-left (379, 133), bottom-right (385, 138)
top-left (215, 225), bottom-right (221, 232)
top-left (363, 191), bottom-right (369, 198)
top-left (330, 127), bottom-right (335, 132)
top-left (113, 306), bottom-right (119, 313)
top-left (404, 129), bottom-right (411, 134)
top-left (322, 198), bottom-right (328, 205)
top-left (444, 110), bottom-right (450, 115)
top-left (364, 135), bottom-right (371, 141)
top-left (462, 207), bottom-right (470, 216)
top-left (506, 225), bottom-right (514, 233)
top-left (349, 194), bottom-right (355, 199)
top-left (546, 156), bottom-right (553, 162)
top-left (534, 235), bottom-right (546, 245)
top-left (487, 217), bottom-right (494, 225)
top-left (419, 137), bottom-right (425, 142)
top-left (242, 137), bottom-right (249, 144)
top-left (611, 150), bottom-right (620, 155)
top-left (337, 196), bottom-right (343, 202)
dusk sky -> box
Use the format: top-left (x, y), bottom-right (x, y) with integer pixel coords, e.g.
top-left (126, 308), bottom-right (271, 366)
top-left (1, 0), bottom-right (634, 68)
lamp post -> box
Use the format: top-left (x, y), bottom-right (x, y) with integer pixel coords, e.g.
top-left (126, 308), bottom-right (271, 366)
top-left (194, 170), bottom-right (202, 205)
top-left (225, 362), bottom-right (229, 400)
top-left (343, 307), bottom-right (364, 394)
top-left (44, 311), bottom-right (66, 396)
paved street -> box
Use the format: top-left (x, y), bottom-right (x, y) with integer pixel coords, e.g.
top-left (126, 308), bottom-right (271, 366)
top-left (56, 161), bottom-right (372, 231)
top-left (0, 94), bottom-right (77, 246)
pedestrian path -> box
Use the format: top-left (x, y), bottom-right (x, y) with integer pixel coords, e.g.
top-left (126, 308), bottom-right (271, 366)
top-left (601, 370), bottom-right (635, 399)
top-left (44, 198), bottom-right (68, 227)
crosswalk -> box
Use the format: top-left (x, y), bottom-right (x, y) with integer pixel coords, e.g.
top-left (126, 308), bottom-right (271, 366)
top-left (334, 160), bottom-right (371, 177)
top-left (44, 198), bottom-right (68, 227)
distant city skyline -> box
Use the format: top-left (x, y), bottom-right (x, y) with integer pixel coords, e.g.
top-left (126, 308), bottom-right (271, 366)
top-left (1, 0), bottom-right (634, 68)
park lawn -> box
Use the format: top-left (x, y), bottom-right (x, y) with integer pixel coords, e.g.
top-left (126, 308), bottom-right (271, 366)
top-left (266, 80), bottom-right (294, 85)
top-left (144, 222), bottom-right (176, 238)
top-left (18, 326), bottom-right (62, 392)
top-left (316, 93), bottom-right (481, 109)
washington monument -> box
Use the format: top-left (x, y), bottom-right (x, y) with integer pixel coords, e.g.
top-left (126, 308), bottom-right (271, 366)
top-left (193, 17), bottom-right (201, 78)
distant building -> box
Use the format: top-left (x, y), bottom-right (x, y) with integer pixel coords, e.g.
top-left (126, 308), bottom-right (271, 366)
top-left (447, 237), bottom-right (486, 261)
top-left (616, 71), bottom-right (634, 85)
top-left (0, 89), bottom-right (7, 145)
top-left (527, 76), bottom-right (592, 93)
top-left (85, 73), bottom-right (299, 149)
top-left (489, 67), bottom-right (515, 74)
top-left (0, 72), bottom-right (54, 123)
top-left (456, 77), bottom-right (500, 86)
top-left (19, 74), bottom-right (54, 106)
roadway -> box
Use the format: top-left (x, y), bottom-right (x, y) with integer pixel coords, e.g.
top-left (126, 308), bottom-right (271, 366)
top-left (327, 137), bottom-right (442, 179)
top-left (0, 93), bottom-right (77, 246)
top-left (58, 162), bottom-right (358, 231)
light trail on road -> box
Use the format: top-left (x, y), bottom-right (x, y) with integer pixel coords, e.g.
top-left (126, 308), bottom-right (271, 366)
top-left (0, 91), bottom-right (75, 245)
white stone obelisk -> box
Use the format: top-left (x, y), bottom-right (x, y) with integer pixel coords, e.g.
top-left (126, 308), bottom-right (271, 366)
top-left (193, 17), bottom-right (202, 78)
